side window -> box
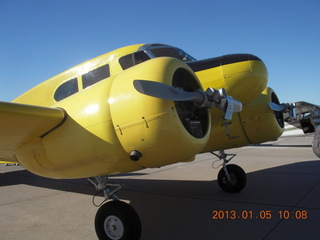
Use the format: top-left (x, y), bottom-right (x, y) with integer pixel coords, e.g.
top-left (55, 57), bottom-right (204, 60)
top-left (119, 51), bottom-right (150, 70)
top-left (54, 78), bottom-right (78, 101)
top-left (82, 64), bottom-right (110, 89)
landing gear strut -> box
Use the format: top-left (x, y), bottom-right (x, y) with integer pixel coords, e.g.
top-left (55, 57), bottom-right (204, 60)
top-left (88, 176), bottom-right (141, 240)
top-left (211, 150), bottom-right (247, 193)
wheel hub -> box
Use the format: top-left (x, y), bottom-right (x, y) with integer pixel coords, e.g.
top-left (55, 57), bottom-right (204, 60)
top-left (104, 215), bottom-right (124, 240)
top-left (222, 173), bottom-right (237, 187)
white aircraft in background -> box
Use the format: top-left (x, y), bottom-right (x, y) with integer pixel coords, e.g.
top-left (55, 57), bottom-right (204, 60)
top-left (279, 101), bottom-right (320, 157)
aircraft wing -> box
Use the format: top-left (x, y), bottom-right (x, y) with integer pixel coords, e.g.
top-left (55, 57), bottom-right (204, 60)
top-left (0, 160), bottom-right (19, 165)
top-left (294, 101), bottom-right (320, 114)
top-left (0, 101), bottom-right (66, 162)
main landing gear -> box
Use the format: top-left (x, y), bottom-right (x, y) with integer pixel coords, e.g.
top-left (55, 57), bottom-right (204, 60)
top-left (88, 176), bottom-right (141, 240)
top-left (211, 150), bottom-right (247, 193)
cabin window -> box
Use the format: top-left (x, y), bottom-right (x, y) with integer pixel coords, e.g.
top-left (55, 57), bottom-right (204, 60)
top-left (54, 78), bottom-right (79, 101)
top-left (82, 64), bottom-right (110, 89)
top-left (119, 51), bottom-right (150, 70)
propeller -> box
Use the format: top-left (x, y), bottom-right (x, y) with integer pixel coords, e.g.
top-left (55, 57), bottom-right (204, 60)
top-left (269, 102), bottom-right (296, 118)
top-left (133, 80), bottom-right (242, 120)
top-left (269, 102), bottom-right (286, 112)
top-left (223, 96), bottom-right (242, 120)
top-left (133, 80), bottom-right (205, 104)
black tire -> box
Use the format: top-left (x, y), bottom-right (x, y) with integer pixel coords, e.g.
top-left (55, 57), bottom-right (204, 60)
top-left (312, 128), bottom-right (320, 158)
top-left (218, 164), bottom-right (246, 193)
top-left (95, 201), bottom-right (141, 240)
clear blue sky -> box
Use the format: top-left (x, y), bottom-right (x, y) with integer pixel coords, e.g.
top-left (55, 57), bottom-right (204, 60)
top-left (1, 0), bottom-right (319, 104)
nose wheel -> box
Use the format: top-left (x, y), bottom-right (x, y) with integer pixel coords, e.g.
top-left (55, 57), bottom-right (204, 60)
top-left (212, 150), bottom-right (247, 193)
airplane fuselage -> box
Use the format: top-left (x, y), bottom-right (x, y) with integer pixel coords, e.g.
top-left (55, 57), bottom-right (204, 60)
top-left (11, 44), bottom-right (284, 179)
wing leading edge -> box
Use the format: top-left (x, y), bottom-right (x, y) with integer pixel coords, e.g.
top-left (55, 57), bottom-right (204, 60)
top-left (0, 101), bottom-right (66, 161)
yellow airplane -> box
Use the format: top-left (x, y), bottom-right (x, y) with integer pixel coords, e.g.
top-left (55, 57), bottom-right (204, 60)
top-left (0, 43), bottom-right (286, 240)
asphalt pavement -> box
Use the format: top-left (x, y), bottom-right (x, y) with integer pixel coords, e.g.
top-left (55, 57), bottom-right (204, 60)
top-left (1, 135), bottom-right (319, 240)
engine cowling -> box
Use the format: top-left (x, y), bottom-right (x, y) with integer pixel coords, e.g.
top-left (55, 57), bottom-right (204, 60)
top-left (202, 87), bottom-right (284, 152)
top-left (240, 87), bottom-right (284, 144)
top-left (109, 57), bottom-right (211, 168)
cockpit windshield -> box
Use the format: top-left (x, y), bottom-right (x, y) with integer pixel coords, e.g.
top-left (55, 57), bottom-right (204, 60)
top-left (148, 46), bottom-right (196, 62)
top-left (119, 44), bottom-right (196, 71)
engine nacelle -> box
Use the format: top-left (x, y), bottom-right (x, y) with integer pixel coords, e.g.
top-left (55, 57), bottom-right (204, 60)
top-left (110, 57), bottom-right (210, 168)
top-left (191, 54), bottom-right (268, 105)
top-left (202, 87), bottom-right (284, 152)
top-left (240, 87), bottom-right (284, 144)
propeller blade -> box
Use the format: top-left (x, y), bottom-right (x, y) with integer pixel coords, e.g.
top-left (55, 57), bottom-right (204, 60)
top-left (224, 97), bottom-right (242, 120)
top-left (133, 80), bottom-right (204, 104)
top-left (269, 102), bottom-right (286, 112)
top-left (133, 80), bottom-right (242, 120)
top-left (269, 102), bottom-right (297, 120)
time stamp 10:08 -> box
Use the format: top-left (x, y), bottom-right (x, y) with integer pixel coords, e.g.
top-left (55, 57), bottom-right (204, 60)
top-left (212, 210), bottom-right (308, 220)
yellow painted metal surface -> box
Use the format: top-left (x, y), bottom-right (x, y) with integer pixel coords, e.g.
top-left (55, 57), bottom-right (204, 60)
top-left (202, 87), bottom-right (284, 152)
top-left (239, 87), bottom-right (284, 143)
top-left (110, 57), bottom-right (210, 168)
top-left (13, 44), bottom-right (144, 106)
top-left (0, 161), bottom-right (19, 164)
top-left (12, 57), bottom-right (210, 179)
top-left (1, 43), bottom-right (283, 179)
top-left (0, 101), bottom-right (65, 161)
top-left (202, 110), bottom-right (251, 152)
top-left (195, 58), bottom-right (282, 152)
top-left (196, 60), bottom-right (268, 105)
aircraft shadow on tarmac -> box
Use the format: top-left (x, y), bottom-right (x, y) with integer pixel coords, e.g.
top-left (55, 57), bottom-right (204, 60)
top-left (1, 160), bottom-right (320, 240)
top-left (257, 144), bottom-right (312, 148)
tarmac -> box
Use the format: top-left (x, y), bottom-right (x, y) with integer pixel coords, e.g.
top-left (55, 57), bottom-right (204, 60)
top-left (1, 135), bottom-right (320, 240)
